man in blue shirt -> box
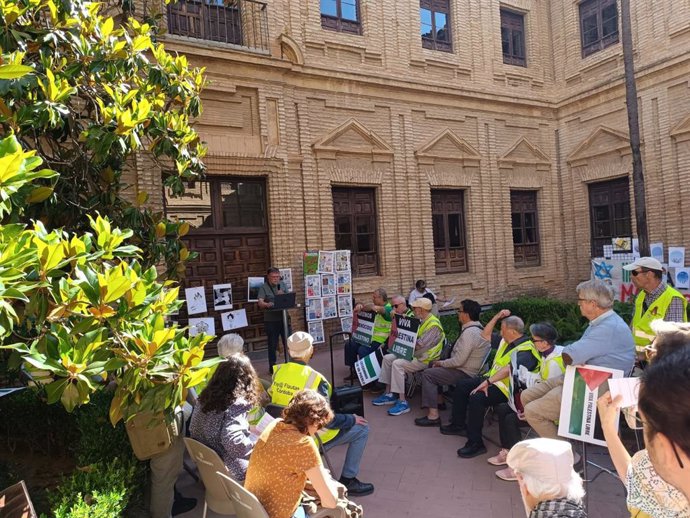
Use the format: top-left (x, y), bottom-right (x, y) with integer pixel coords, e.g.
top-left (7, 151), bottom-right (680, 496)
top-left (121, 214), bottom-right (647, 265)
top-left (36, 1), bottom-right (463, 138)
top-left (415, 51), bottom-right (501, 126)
top-left (521, 279), bottom-right (635, 440)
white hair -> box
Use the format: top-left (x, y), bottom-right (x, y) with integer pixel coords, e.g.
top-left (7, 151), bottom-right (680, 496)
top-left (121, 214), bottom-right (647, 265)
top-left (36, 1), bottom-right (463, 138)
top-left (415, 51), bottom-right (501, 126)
top-left (576, 279), bottom-right (615, 309)
top-left (217, 333), bottom-right (244, 358)
top-left (519, 469), bottom-right (585, 503)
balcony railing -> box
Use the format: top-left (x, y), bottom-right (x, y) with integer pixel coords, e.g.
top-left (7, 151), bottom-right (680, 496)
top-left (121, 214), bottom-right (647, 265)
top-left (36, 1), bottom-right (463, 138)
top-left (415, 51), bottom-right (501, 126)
top-left (167, 0), bottom-right (269, 52)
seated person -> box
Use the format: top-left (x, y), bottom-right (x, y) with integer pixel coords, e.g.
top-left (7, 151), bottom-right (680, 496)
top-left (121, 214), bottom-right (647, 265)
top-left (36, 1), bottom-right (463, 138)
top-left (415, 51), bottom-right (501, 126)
top-left (597, 320), bottom-right (690, 518)
top-left (507, 438), bottom-right (586, 518)
top-left (440, 310), bottom-right (539, 459)
top-left (245, 390), bottom-right (341, 518)
top-left (488, 322), bottom-right (565, 481)
top-left (408, 279), bottom-right (434, 305)
top-left (270, 332), bottom-right (374, 496)
top-left (415, 299), bottom-right (489, 427)
top-left (371, 297), bottom-right (445, 416)
top-left (189, 355), bottom-right (259, 481)
top-left (522, 280), bottom-right (635, 440)
top-left (344, 288), bottom-right (392, 374)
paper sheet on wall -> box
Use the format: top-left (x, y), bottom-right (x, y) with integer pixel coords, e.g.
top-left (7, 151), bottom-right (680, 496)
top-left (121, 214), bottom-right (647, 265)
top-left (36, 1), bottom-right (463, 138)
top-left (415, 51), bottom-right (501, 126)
top-left (212, 283), bottom-right (233, 311)
top-left (308, 320), bottom-right (325, 344)
top-left (221, 309), bottom-right (248, 331)
top-left (189, 317), bottom-right (216, 337)
top-left (322, 295), bottom-right (338, 319)
top-left (675, 267), bottom-right (690, 289)
top-left (317, 251), bottom-right (335, 274)
top-left (279, 268), bottom-right (293, 292)
top-left (650, 243), bottom-right (664, 263)
top-left (247, 277), bottom-right (264, 302)
top-left (668, 247), bottom-right (686, 268)
top-left (305, 275), bottom-right (321, 299)
top-left (185, 286), bottom-right (207, 315)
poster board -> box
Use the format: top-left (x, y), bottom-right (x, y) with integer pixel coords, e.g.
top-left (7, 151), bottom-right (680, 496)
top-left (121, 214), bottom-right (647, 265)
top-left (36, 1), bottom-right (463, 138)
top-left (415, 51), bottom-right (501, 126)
top-left (351, 310), bottom-right (375, 347)
top-left (389, 314), bottom-right (420, 361)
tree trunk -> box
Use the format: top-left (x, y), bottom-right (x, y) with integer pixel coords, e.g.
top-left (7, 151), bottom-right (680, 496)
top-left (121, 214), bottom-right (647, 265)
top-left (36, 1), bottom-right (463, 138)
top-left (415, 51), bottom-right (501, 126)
top-left (620, 0), bottom-right (649, 256)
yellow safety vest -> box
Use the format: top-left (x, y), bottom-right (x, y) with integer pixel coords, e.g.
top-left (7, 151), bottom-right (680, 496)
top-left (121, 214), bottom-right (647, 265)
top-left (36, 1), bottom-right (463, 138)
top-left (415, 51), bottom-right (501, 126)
top-left (632, 285), bottom-right (688, 352)
top-left (371, 303), bottom-right (393, 344)
top-left (488, 338), bottom-right (537, 398)
top-left (540, 346), bottom-right (566, 380)
top-left (269, 362), bottom-right (339, 443)
top-left (417, 314), bottom-right (446, 364)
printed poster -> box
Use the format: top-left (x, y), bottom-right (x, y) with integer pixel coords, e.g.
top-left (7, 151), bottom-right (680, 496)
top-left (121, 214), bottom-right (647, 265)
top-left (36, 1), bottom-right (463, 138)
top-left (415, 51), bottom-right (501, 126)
top-left (675, 267), bottom-right (690, 289)
top-left (389, 314), bottom-right (421, 361)
top-left (650, 243), bottom-right (664, 263)
top-left (558, 365), bottom-right (623, 447)
top-left (212, 283), bottom-right (233, 311)
top-left (336, 271), bottom-right (352, 294)
top-left (279, 268), bottom-right (293, 292)
top-left (321, 274), bottom-right (336, 296)
top-left (308, 320), bottom-right (325, 344)
top-left (306, 298), bottom-right (323, 321)
top-left (318, 250), bottom-right (335, 274)
top-left (305, 275), bottom-right (321, 299)
top-left (668, 247), bottom-right (686, 268)
top-left (337, 294), bottom-right (353, 317)
top-left (322, 295), bottom-right (338, 319)
top-left (221, 309), bottom-right (249, 331)
top-left (303, 251), bottom-right (319, 276)
top-left (612, 237), bottom-right (632, 253)
top-left (632, 238), bottom-right (640, 260)
top-left (185, 286), bottom-right (207, 315)
top-left (189, 317), bottom-right (216, 337)
top-left (355, 351), bottom-right (381, 385)
top-left (351, 310), bottom-right (375, 347)
top-left (341, 316), bottom-right (353, 333)
top-left (335, 250), bottom-right (351, 272)
top-left (247, 277), bottom-right (264, 302)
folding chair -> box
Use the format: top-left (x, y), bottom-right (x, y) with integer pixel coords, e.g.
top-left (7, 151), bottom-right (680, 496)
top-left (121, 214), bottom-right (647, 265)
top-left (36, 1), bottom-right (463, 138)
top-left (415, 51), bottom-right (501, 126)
top-left (183, 438), bottom-right (236, 517)
top-left (0, 481), bottom-right (37, 518)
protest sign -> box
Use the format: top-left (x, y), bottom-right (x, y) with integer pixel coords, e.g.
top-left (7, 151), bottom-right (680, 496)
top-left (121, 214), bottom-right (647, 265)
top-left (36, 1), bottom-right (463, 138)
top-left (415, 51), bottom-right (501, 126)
top-left (558, 365), bottom-right (623, 446)
top-left (355, 351), bottom-right (381, 385)
top-left (389, 314), bottom-right (420, 361)
top-left (352, 310), bottom-right (375, 346)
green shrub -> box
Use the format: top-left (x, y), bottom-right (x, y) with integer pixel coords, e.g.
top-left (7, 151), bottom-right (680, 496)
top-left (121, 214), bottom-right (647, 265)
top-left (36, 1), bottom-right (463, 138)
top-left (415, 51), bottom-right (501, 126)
top-left (53, 490), bottom-right (127, 518)
top-left (439, 314), bottom-right (460, 344)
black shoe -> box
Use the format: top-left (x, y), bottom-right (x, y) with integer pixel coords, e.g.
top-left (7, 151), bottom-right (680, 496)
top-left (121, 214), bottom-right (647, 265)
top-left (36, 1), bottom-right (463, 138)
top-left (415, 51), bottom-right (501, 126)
top-left (440, 423), bottom-right (467, 436)
top-left (339, 476), bottom-right (375, 497)
top-left (172, 494), bottom-right (197, 516)
top-left (457, 442), bottom-right (487, 458)
top-left (414, 416), bottom-right (442, 427)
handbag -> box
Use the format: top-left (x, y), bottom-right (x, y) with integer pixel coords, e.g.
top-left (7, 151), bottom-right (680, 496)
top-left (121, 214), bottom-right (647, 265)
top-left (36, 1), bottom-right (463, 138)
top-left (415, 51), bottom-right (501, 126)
top-left (301, 485), bottom-right (363, 518)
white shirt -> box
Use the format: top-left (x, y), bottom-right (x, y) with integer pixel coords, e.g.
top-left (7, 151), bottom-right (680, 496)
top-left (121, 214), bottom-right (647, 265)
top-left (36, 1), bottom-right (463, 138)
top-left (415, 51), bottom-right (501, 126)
top-left (408, 288), bottom-right (435, 305)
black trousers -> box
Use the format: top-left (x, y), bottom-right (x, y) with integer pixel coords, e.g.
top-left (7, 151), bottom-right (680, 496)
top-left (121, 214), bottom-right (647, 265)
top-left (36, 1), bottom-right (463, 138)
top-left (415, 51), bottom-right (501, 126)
top-left (495, 403), bottom-right (523, 449)
top-left (264, 320), bottom-right (289, 370)
top-left (450, 377), bottom-right (507, 445)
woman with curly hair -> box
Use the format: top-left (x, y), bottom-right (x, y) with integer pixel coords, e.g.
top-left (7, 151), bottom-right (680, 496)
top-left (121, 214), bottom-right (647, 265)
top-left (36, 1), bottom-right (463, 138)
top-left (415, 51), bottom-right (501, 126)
top-left (245, 389), bottom-right (341, 518)
top-left (189, 354), bottom-right (259, 481)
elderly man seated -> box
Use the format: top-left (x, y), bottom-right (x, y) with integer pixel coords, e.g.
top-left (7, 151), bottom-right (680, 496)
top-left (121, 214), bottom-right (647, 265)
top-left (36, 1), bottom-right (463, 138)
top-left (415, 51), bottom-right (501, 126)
top-left (371, 297), bottom-right (445, 416)
top-left (414, 299), bottom-right (490, 427)
top-left (522, 279), bottom-right (635, 441)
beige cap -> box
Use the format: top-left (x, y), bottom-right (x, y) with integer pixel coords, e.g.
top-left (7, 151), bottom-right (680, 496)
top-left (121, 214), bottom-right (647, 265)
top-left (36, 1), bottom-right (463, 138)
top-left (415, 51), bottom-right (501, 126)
top-left (622, 257), bottom-right (663, 272)
top-left (410, 297), bottom-right (432, 311)
top-left (507, 438), bottom-right (575, 485)
top-left (288, 331), bottom-right (314, 357)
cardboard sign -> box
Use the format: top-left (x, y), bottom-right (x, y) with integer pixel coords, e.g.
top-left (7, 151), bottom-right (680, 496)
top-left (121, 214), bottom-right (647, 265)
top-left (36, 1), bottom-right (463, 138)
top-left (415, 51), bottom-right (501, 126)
top-left (389, 314), bottom-right (420, 361)
top-left (352, 310), bottom-right (376, 347)
top-left (355, 351), bottom-right (381, 385)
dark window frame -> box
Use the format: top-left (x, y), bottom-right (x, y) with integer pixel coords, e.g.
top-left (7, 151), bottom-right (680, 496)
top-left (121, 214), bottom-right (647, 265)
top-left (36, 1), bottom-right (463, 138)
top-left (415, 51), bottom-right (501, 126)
top-left (420, 0), bottom-right (452, 52)
top-left (167, 0), bottom-right (243, 45)
top-left (588, 177), bottom-right (631, 257)
top-left (579, 0), bottom-right (619, 57)
top-left (431, 189), bottom-right (468, 274)
top-left (320, 0), bottom-right (362, 35)
top-left (500, 8), bottom-right (526, 67)
top-left (332, 186), bottom-right (380, 277)
top-left (510, 190), bottom-right (541, 267)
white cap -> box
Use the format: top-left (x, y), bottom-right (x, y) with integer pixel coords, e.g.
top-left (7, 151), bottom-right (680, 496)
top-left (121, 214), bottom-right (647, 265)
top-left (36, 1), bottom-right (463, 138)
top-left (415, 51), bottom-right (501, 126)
top-left (622, 257), bottom-right (663, 272)
top-left (217, 333), bottom-right (244, 358)
top-left (288, 331), bottom-right (314, 357)
top-left (507, 438), bottom-right (575, 486)
top-left (410, 298), bottom-right (432, 311)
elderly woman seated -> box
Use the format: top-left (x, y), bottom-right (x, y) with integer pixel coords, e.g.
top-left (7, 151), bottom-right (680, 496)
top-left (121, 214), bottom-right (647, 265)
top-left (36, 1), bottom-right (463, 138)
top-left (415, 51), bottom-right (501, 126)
top-left (507, 438), bottom-right (586, 518)
top-left (598, 320), bottom-right (690, 518)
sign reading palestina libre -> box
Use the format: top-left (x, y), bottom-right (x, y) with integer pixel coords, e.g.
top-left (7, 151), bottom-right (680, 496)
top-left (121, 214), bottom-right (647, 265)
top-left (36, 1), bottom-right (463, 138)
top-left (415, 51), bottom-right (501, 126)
top-left (390, 314), bottom-right (421, 361)
top-left (558, 365), bottom-right (624, 447)
top-left (352, 310), bottom-right (376, 347)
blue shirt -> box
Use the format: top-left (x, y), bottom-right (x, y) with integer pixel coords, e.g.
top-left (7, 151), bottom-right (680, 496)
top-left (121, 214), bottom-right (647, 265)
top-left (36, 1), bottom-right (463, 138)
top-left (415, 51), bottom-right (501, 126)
top-left (563, 310), bottom-right (635, 373)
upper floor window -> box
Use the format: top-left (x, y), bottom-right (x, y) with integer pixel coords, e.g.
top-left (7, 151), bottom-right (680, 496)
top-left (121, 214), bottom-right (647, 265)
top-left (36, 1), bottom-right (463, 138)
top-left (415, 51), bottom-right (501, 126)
top-left (511, 190), bottom-right (540, 267)
top-left (579, 0), bottom-right (619, 57)
top-left (420, 0), bottom-right (451, 52)
top-left (501, 9), bottom-right (526, 66)
top-left (321, 0), bottom-right (361, 35)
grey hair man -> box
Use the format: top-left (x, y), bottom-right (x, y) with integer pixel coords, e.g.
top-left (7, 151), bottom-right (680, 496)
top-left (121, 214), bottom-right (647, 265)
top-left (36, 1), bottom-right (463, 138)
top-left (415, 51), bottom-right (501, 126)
top-left (522, 279), bottom-right (635, 440)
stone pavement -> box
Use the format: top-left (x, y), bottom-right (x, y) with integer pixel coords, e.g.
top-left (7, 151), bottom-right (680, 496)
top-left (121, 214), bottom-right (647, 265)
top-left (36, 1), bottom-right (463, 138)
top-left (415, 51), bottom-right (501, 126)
top-left (177, 344), bottom-right (628, 518)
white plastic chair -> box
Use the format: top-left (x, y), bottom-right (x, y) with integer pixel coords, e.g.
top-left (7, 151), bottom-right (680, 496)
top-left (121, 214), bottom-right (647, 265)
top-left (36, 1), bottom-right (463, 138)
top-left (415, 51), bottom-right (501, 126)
top-left (183, 438), bottom-right (236, 517)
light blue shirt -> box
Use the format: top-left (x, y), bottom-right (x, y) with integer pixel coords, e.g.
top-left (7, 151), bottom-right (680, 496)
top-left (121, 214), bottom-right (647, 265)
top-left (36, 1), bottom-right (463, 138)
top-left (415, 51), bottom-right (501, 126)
top-left (563, 310), bottom-right (635, 373)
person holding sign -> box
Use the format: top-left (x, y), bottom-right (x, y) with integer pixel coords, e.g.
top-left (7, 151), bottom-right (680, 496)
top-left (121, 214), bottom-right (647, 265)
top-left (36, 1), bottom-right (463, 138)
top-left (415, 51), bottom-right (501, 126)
top-left (372, 297), bottom-right (445, 416)
top-left (269, 332), bottom-right (375, 496)
top-left (440, 310), bottom-right (538, 459)
top-left (344, 288), bottom-right (393, 377)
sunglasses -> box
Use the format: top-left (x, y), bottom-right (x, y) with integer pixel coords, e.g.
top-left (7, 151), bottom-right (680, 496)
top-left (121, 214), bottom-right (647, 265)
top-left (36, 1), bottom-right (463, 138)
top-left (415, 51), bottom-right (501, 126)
top-left (623, 407), bottom-right (685, 469)
top-left (631, 269), bottom-right (649, 277)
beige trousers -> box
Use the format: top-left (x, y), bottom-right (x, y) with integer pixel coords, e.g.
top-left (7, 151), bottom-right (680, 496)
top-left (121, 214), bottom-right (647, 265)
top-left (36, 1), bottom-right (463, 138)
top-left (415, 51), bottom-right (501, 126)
top-left (522, 376), bottom-right (564, 440)
top-left (378, 353), bottom-right (427, 396)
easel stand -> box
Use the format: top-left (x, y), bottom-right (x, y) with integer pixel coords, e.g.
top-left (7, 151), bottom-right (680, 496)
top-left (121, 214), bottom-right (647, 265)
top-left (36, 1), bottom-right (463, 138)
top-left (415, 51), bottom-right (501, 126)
top-left (580, 441), bottom-right (622, 513)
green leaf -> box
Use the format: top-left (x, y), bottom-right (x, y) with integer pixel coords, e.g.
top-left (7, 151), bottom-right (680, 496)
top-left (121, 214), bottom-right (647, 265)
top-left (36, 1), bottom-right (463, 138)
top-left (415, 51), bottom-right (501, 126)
top-left (0, 64), bottom-right (34, 79)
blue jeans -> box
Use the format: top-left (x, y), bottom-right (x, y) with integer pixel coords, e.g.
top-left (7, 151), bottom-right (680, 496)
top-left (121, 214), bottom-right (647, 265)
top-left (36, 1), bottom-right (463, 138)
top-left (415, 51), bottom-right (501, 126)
top-left (322, 423), bottom-right (369, 479)
top-left (344, 339), bottom-right (385, 367)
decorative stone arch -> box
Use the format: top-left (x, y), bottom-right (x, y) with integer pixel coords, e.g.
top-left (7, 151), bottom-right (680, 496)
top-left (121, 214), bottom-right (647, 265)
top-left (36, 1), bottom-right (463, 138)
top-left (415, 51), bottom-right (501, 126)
top-left (670, 114), bottom-right (690, 142)
top-left (567, 126), bottom-right (632, 182)
top-left (498, 136), bottom-right (551, 188)
top-left (414, 128), bottom-right (482, 187)
top-left (279, 33), bottom-right (304, 66)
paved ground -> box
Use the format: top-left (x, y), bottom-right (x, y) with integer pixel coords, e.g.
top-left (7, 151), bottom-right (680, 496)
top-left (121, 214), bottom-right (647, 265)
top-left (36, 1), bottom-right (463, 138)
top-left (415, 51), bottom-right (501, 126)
top-left (177, 344), bottom-right (628, 518)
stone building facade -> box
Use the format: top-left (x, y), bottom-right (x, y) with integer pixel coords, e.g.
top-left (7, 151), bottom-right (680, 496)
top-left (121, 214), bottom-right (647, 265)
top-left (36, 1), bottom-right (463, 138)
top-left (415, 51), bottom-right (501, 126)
top-left (134, 0), bottom-right (690, 349)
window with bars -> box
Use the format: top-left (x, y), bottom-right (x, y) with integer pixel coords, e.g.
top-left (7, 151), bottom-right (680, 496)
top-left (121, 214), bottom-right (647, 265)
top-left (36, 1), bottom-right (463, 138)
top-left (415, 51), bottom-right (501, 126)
top-left (420, 0), bottom-right (452, 52)
top-left (501, 9), bottom-right (526, 66)
top-left (320, 0), bottom-right (361, 34)
top-left (332, 187), bottom-right (379, 277)
top-left (431, 190), bottom-right (468, 274)
top-left (511, 190), bottom-right (541, 267)
top-left (588, 177), bottom-right (631, 257)
top-left (579, 0), bottom-right (619, 57)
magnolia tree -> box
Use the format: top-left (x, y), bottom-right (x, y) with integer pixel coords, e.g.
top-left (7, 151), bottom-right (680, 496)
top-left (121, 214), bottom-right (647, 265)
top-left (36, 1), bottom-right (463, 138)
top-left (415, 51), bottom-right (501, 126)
top-left (0, 0), bottom-right (218, 421)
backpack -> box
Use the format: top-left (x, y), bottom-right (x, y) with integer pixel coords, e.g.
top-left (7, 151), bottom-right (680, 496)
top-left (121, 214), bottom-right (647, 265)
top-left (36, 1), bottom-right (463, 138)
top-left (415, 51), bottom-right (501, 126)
top-left (440, 324), bottom-right (483, 361)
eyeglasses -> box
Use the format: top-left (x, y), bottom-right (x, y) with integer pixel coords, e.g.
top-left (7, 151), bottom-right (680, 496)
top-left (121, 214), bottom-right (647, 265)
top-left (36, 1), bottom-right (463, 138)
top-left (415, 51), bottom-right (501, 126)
top-left (393, 303), bottom-right (405, 309)
top-left (577, 298), bottom-right (591, 303)
top-left (623, 407), bottom-right (685, 470)
top-left (631, 269), bottom-right (648, 277)
top-left (532, 338), bottom-right (547, 343)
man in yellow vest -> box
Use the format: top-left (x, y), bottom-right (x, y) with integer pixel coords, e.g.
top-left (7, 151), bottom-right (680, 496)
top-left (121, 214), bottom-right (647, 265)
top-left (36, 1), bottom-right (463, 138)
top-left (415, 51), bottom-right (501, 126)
top-left (269, 331), bottom-right (374, 496)
top-left (372, 297), bottom-right (445, 416)
top-left (623, 257), bottom-right (688, 357)
top-left (440, 310), bottom-right (539, 459)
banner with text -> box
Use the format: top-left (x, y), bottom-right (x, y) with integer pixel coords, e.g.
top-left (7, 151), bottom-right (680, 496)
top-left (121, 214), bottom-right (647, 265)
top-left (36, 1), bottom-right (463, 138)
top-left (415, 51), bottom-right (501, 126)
top-left (355, 351), bottom-right (381, 385)
top-left (352, 311), bottom-right (376, 347)
top-left (390, 314), bottom-right (420, 361)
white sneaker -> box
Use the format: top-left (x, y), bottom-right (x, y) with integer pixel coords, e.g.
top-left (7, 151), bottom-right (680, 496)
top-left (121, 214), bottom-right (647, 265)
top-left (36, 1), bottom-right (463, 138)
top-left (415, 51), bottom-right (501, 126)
top-left (488, 449), bottom-right (509, 466)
